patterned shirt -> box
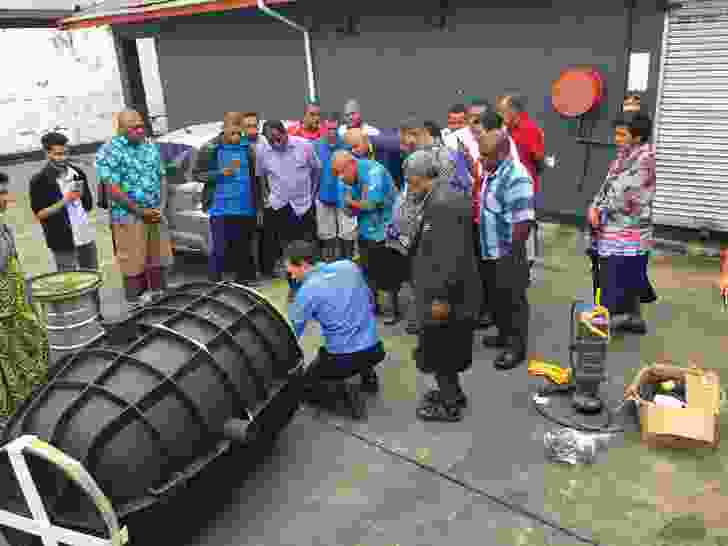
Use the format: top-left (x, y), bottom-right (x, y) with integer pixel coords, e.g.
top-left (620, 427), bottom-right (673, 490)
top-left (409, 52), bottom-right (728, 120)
top-left (95, 136), bottom-right (165, 224)
top-left (590, 143), bottom-right (656, 257)
top-left (479, 159), bottom-right (535, 259)
top-left (351, 159), bottom-right (396, 242)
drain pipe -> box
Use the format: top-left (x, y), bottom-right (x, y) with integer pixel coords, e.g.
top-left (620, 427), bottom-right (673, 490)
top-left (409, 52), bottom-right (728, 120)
top-left (257, 0), bottom-right (317, 103)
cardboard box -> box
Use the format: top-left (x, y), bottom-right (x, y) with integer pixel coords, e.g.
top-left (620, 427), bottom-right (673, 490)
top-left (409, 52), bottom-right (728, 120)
top-left (628, 363), bottom-right (722, 449)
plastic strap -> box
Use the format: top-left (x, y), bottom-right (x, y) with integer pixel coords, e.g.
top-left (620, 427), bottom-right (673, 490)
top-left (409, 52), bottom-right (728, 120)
top-left (0, 435), bottom-right (128, 546)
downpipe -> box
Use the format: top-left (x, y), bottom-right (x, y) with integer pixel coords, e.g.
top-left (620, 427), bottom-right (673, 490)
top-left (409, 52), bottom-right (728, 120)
top-left (257, 0), bottom-right (317, 103)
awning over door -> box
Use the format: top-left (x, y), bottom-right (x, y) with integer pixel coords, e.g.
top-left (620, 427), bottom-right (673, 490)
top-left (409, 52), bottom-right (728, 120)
top-left (654, 0), bottom-right (728, 231)
top-left (60, 0), bottom-right (294, 31)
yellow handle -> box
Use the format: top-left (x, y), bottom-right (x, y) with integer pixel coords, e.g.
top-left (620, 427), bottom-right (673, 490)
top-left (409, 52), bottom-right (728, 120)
top-left (595, 288), bottom-right (601, 306)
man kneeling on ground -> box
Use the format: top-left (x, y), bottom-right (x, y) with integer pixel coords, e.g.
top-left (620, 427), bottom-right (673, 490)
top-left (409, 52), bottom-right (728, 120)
top-left (286, 240), bottom-right (385, 419)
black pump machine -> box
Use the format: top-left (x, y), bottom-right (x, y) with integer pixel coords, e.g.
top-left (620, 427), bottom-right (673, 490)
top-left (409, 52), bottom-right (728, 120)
top-left (534, 289), bottom-right (612, 423)
top-left (568, 296), bottom-right (610, 413)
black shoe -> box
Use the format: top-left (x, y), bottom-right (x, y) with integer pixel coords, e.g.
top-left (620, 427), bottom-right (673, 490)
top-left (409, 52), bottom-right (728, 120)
top-left (482, 335), bottom-right (508, 348)
top-left (384, 313), bottom-right (402, 326)
top-left (619, 316), bottom-right (647, 335)
top-left (423, 388), bottom-right (467, 408)
top-left (494, 350), bottom-right (527, 370)
top-left (417, 399), bottom-right (463, 422)
top-left (343, 383), bottom-right (367, 420)
top-left (360, 371), bottom-right (380, 394)
top-left (405, 323), bottom-right (420, 335)
top-left (477, 313), bottom-right (495, 329)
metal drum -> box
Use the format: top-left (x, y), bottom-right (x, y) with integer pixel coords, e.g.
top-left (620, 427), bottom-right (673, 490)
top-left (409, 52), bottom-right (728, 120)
top-left (0, 281), bottom-right (304, 541)
top-left (29, 270), bottom-right (104, 354)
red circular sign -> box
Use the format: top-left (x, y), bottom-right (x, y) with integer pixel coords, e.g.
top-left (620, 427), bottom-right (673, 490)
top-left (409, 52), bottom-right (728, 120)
top-left (551, 67), bottom-right (604, 117)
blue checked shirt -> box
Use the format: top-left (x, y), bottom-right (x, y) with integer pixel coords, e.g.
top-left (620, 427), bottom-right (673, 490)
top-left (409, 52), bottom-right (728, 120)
top-left (479, 159), bottom-right (535, 259)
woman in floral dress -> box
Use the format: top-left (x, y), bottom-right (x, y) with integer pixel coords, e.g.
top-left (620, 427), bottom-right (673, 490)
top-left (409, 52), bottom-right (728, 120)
top-left (0, 172), bottom-right (49, 420)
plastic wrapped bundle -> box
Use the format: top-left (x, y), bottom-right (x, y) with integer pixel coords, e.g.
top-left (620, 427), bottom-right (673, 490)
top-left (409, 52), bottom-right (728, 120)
top-left (543, 428), bottom-right (614, 465)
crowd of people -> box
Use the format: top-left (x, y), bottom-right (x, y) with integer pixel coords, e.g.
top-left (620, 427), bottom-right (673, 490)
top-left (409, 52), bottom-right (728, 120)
top-left (0, 92), bottom-right (706, 423)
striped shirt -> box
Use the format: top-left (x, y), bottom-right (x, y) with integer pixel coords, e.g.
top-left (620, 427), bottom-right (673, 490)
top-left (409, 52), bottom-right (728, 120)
top-left (590, 143), bottom-right (656, 257)
top-left (479, 159), bottom-right (535, 259)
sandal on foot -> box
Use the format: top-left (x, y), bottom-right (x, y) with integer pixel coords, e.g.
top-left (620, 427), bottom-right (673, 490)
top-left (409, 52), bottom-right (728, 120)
top-left (423, 388), bottom-right (468, 408)
top-left (417, 399), bottom-right (463, 422)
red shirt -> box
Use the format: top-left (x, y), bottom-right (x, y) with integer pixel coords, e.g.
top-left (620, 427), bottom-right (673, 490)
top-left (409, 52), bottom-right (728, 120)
top-left (287, 122), bottom-right (323, 141)
top-left (509, 112), bottom-right (545, 193)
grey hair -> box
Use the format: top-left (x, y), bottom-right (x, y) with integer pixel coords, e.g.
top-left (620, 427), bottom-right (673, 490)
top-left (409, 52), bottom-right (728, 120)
top-left (344, 99), bottom-right (360, 114)
top-left (403, 149), bottom-right (441, 180)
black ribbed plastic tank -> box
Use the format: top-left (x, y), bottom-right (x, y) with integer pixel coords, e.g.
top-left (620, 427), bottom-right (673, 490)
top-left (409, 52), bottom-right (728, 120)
top-left (0, 281), bottom-right (304, 536)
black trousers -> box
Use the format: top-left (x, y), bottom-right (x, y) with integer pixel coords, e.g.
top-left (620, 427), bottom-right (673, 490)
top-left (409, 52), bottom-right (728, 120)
top-left (209, 215), bottom-right (257, 283)
top-left (480, 242), bottom-right (530, 353)
top-left (271, 204), bottom-right (317, 290)
top-left (305, 341), bottom-right (385, 382)
top-left (357, 238), bottom-right (385, 294)
top-left (257, 207), bottom-right (281, 276)
top-left (473, 222), bottom-right (490, 315)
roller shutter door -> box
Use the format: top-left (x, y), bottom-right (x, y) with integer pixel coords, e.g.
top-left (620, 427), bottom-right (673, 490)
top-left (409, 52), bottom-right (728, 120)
top-left (654, 0), bottom-right (728, 231)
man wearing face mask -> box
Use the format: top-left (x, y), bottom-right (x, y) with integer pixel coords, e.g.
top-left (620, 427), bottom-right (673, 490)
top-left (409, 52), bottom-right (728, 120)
top-left (31, 132), bottom-right (98, 273)
top-left (95, 110), bottom-right (174, 310)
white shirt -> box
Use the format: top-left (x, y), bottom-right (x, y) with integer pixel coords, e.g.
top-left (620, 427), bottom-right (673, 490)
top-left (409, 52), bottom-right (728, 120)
top-left (57, 166), bottom-right (95, 247)
top-left (443, 127), bottom-right (525, 172)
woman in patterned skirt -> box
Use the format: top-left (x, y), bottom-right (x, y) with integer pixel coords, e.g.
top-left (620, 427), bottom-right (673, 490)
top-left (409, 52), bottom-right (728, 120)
top-left (0, 172), bottom-right (49, 420)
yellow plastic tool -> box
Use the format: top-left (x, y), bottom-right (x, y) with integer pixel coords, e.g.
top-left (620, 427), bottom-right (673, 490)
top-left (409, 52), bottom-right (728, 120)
top-left (528, 360), bottom-right (572, 385)
top-left (577, 288), bottom-right (610, 340)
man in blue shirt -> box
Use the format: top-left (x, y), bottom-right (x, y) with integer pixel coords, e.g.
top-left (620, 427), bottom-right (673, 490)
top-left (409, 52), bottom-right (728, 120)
top-left (286, 240), bottom-right (385, 419)
top-left (331, 150), bottom-right (397, 316)
top-left (315, 114), bottom-right (357, 262)
top-left (192, 112), bottom-right (263, 285)
top-left (478, 128), bottom-right (535, 370)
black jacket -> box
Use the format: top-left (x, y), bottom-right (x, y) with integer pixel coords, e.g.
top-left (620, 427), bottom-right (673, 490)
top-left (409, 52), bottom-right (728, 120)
top-left (411, 179), bottom-right (482, 327)
top-left (29, 163), bottom-right (93, 252)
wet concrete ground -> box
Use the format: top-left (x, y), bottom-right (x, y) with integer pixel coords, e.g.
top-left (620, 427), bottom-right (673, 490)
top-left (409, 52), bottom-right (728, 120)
top-left (1, 156), bottom-right (727, 546)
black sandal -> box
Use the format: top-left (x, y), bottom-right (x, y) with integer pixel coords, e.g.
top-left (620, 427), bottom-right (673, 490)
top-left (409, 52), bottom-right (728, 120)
top-left (423, 388), bottom-right (468, 408)
top-left (417, 399), bottom-right (463, 422)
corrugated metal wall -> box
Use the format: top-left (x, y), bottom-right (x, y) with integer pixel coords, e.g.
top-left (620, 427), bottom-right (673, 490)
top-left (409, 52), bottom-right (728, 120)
top-left (148, 0), bottom-right (665, 219)
top-left (654, 0), bottom-right (728, 231)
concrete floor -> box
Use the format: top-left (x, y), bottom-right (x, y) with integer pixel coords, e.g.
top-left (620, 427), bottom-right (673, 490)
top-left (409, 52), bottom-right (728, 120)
top-left (1, 156), bottom-right (727, 546)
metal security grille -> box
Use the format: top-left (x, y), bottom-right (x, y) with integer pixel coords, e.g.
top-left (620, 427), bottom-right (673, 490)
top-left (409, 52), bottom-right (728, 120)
top-left (654, 0), bottom-right (728, 231)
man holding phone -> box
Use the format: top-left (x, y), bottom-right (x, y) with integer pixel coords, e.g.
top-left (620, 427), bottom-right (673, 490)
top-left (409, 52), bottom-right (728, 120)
top-left (95, 110), bottom-right (174, 309)
top-left (31, 132), bottom-right (99, 273)
top-left (192, 111), bottom-right (264, 286)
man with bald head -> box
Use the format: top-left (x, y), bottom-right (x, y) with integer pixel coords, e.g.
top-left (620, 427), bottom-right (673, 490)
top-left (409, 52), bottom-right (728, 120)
top-left (477, 127), bottom-right (534, 370)
top-left (332, 149), bottom-right (397, 316)
top-left (95, 109), bottom-right (174, 309)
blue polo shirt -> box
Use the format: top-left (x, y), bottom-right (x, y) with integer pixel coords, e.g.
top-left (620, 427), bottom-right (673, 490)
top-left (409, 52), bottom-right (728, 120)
top-left (351, 159), bottom-right (396, 242)
top-left (209, 141), bottom-right (254, 217)
top-left (288, 260), bottom-right (379, 355)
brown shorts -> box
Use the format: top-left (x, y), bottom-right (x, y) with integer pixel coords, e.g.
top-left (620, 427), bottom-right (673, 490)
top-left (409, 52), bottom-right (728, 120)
top-left (111, 221), bottom-right (174, 277)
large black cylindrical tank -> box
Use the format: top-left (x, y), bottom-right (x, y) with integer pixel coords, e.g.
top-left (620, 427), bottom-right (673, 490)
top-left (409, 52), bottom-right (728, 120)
top-left (0, 281), bottom-right (304, 536)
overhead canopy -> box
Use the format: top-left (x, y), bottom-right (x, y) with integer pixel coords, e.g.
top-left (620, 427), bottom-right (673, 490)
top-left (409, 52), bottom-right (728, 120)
top-left (60, 0), bottom-right (294, 31)
top-left (0, 9), bottom-right (73, 29)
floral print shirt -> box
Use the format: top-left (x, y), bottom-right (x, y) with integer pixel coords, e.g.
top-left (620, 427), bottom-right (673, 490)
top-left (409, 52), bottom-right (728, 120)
top-left (95, 136), bottom-right (165, 224)
top-left (590, 143), bottom-right (656, 256)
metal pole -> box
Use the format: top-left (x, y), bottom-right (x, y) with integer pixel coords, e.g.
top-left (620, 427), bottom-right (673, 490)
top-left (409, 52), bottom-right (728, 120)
top-left (256, 0), bottom-right (317, 103)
